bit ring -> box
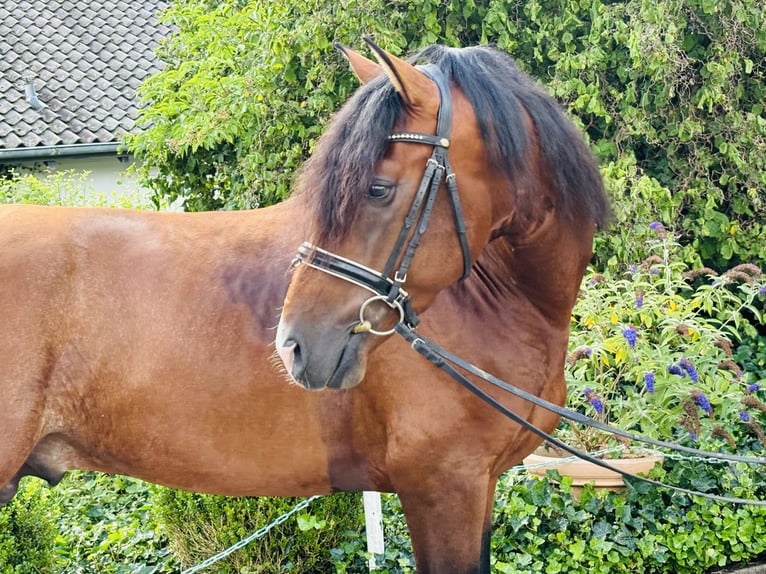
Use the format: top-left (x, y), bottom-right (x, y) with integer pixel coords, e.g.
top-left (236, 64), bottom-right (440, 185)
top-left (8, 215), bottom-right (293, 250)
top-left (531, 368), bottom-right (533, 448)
top-left (356, 295), bottom-right (404, 336)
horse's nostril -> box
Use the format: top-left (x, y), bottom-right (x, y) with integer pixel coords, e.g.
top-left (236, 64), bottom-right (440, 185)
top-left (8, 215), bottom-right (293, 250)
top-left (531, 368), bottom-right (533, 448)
top-left (281, 337), bottom-right (304, 379)
top-left (289, 339), bottom-right (303, 373)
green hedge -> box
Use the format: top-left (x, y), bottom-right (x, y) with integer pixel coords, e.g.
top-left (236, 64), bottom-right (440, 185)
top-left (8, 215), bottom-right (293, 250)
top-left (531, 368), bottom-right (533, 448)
top-left (0, 479), bottom-right (58, 574)
top-left (126, 0), bottom-right (766, 269)
top-left (490, 454), bottom-right (766, 573)
top-left (150, 489), bottom-right (363, 573)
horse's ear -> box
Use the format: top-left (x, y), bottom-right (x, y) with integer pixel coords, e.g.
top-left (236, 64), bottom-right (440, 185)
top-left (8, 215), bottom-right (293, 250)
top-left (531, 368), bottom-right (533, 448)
top-left (362, 37), bottom-right (437, 110)
top-left (336, 43), bottom-right (382, 84)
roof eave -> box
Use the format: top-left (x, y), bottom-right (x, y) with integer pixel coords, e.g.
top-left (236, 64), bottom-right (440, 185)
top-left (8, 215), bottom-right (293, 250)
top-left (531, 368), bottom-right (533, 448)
top-left (0, 142), bottom-right (123, 162)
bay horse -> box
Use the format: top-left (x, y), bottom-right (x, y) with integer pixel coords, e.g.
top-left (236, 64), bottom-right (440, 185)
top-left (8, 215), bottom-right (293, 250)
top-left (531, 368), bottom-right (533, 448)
top-left (0, 42), bottom-right (608, 574)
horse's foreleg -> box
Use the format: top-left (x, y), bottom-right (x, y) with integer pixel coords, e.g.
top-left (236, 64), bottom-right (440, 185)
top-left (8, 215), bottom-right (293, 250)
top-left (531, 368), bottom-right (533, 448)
top-left (397, 474), bottom-right (496, 574)
top-left (0, 362), bottom-right (55, 505)
top-left (0, 409), bottom-right (41, 506)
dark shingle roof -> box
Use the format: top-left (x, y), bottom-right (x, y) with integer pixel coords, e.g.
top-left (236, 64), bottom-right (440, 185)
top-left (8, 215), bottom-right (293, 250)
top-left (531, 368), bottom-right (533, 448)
top-left (0, 0), bottom-right (169, 150)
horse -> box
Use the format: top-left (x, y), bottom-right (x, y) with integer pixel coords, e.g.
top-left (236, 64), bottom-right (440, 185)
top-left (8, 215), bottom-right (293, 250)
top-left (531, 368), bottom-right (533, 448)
top-left (0, 41), bottom-right (608, 574)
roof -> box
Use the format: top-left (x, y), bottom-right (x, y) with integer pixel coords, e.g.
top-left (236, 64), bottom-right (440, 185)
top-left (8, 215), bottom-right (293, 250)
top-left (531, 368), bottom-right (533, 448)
top-left (0, 0), bottom-right (169, 155)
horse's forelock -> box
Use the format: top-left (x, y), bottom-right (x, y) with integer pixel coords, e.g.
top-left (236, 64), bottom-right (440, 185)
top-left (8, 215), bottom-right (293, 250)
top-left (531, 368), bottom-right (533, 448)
top-left (295, 77), bottom-right (401, 246)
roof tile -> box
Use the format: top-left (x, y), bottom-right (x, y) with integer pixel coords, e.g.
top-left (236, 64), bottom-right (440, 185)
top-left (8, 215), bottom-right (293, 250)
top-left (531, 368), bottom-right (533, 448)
top-left (1, 0), bottom-right (169, 151)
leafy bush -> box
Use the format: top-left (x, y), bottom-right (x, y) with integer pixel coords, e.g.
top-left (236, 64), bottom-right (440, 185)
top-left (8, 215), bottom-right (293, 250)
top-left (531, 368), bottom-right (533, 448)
top-left (127, 0), bottom-right (766, 271)
top-left (50, 473), bottom-right (176, 574)
top-left (491, 457), bottom-right (766, 574)
top-left (0, 478), bottom-right (58, 574)
top-left (0, 168), bottom-right (153, 209)
top-left (489, 0), bottom-right (766, 270)
top-left (150, 489), bottom-right (363, 573)
top-left (564, 222), bottom-right (765, 452)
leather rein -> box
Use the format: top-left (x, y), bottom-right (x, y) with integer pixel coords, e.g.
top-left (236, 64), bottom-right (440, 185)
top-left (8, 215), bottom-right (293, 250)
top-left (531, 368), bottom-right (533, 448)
top-left (290, 66), bottom-right (766, 505)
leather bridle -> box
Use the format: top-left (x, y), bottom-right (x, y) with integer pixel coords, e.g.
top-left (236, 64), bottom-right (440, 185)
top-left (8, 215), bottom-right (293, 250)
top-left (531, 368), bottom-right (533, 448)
top-left (292, 65), bottom-right (471, 335)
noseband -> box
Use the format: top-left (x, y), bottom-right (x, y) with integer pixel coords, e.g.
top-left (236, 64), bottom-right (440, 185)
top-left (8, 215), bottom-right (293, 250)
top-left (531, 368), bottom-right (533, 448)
top-left (293, 65), bottom-right (472, 335)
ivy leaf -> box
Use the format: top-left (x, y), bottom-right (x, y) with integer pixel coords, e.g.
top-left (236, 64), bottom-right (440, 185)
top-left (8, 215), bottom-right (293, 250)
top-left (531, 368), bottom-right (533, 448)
top-left (592, 520), bottom-right (612, 539)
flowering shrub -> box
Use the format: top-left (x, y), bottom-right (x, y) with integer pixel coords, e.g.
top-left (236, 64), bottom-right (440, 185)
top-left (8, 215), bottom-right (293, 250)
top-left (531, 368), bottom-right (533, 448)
top-left (563, 223), bottom-right (765, 453)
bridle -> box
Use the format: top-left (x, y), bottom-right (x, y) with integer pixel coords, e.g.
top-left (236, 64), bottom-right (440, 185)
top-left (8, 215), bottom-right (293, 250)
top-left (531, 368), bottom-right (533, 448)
top-left (292, 64), bottom-right (472, 335)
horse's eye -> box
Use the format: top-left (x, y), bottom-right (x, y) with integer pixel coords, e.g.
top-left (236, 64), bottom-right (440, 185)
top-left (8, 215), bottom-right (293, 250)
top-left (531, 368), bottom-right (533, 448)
top-left (368, 182), bottom-right (394, 201)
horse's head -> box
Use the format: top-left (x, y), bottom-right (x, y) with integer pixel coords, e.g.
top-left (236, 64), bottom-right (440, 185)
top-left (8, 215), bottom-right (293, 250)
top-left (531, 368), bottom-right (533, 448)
top-left (275, 40), bottom-right (505, 389)
top-left (276, 41), bottom-right (608, 390)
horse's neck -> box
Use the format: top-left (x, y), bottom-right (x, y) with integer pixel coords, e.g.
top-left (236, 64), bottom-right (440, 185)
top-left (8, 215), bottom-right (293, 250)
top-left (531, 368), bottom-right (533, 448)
top-left (465, 212), bottom-right (593, 327)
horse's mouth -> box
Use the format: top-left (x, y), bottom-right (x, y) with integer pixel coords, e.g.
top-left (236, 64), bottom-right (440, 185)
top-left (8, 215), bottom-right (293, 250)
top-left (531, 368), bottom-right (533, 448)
top-left (327, 334), bottom-right (367, 389)
top-left (295, 332), bottom-right (366, 391)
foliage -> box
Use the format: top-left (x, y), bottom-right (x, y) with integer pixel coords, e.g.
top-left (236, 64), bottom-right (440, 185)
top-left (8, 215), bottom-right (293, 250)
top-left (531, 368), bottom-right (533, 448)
top-left (150, 488), bottom-right (363, 573)
top-left (50, 473), bottom-right (176, 574)
top-left (330, 494), bottom-right (415, 573)
top-left (126, 0), bottom-right (766, 270)
top-left (125, 0), bottom-right (403, 211)
top-left (0, 479), bottom-right (58, 574)
top-left (564, 222), bottom-right (765, 452)
top-left (491, 457), bottom-right (766, 573)
top-left (487, 0), bottom-right (766, 269)
top-left (0, 168), bottom-right (154, 209)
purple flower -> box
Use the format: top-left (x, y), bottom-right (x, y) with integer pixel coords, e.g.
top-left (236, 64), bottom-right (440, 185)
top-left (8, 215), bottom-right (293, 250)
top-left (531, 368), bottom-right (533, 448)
top-left (644, 372), bottom-right (655, 394)
top-left (583, 388), bottom-right (604, 415)
top-left (759, 285), bottom-right (766, 297)
top-left (740, 411), bottom-right (751, 422)
top-left (692, 390), bottom-right (713, 415)
top-left (678, 358), bottom-right (700, 383)
top-left (628, 264), bottom-right (639, 274)
top-left (748, 383), bottom-right (761, 394)
top-left (650, 267), bottom-right (660, 275)
top-left (668, 364), bottom-right (686, 378)
top-left (622, 327), bottom-right (638, 349)
top-left (649, 221), bottom-right (665, 232)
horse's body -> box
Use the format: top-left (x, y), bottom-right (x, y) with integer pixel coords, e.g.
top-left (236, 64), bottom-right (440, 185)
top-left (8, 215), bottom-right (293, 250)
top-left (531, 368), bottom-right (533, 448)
top-left (1, 43), bottom-right (609, 574)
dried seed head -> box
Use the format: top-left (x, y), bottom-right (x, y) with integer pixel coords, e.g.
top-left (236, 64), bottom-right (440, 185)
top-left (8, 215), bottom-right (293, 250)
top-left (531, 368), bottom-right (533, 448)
top-left (746, 419), bottom-right (766, 446)
top-left (742, 395), bottom-right (766, 413)
top-left (717, 360), bottom-right (743, 378)
top-left (684, 267), bottom-right (718, 281)
top-left (723, 270), bottom-right (754, 284)
top-left (714, 338), bottom-right (733, 357)
top-left (729, 263), bottom-right (762, 278)
top-left (711, 425), bottom-right (736, 449)
top-left (676, 324), bottom-right (690, 336)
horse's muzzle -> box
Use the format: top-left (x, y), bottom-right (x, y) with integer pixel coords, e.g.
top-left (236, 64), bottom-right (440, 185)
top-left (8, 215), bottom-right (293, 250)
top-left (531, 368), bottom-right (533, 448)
top-left (275, 321), bottom-right (367, 390)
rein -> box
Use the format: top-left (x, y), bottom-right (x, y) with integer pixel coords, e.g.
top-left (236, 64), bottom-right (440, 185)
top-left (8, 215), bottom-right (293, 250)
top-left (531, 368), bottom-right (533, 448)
top-left (394, 322), bottom-right (766, 506)
top-left (293, 64), bottom-right (471, 335)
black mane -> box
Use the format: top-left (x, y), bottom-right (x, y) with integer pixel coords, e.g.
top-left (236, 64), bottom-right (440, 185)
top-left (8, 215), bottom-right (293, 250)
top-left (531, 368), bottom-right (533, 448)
top-left (295, 44), bottom-right (610, 246)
